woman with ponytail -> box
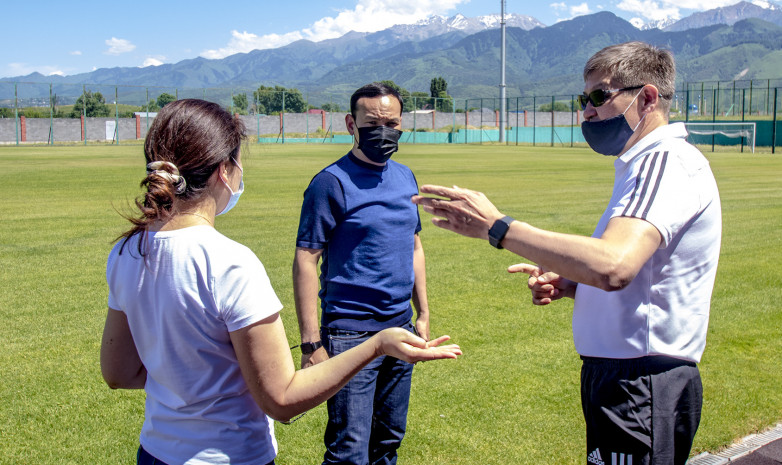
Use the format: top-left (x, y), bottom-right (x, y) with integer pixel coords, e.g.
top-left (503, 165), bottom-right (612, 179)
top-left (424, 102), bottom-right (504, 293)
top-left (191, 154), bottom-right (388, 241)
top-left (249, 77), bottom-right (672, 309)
top-left (100, 99), bottom-right (461, 465)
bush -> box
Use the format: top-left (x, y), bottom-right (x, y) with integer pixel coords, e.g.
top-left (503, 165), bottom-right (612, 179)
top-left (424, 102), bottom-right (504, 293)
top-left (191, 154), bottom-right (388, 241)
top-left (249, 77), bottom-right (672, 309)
top-left (438, 124), bottom-right (464, 133)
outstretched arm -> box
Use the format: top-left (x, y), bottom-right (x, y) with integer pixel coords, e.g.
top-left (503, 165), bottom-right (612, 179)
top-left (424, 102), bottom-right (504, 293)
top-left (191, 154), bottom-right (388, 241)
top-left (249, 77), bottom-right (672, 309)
top-left (412, 184), bottom-right (661, 292)
top-left (230, 313), bottom-right (461, 423)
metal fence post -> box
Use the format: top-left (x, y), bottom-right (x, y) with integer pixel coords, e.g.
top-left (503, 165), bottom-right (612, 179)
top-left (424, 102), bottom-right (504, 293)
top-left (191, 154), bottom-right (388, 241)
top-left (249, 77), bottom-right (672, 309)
top-left (741, 87), bottom-right (752, 153)
top-left (146, 88), bottom-right (150, 137)
top-left (516, 97), bottom-right (520, 146)
top-left (49, 84), bottom-right (54, 145)
top-left (83, 85), bottom-right (87, 146)
top-left (773, 88), bottom-right (778, 154)
top-left (14, 83), bottom-right (19, 146)
top-left (255, 93), bottom-right (260, 143)
top-left (282, 91), bottom-right (286, 144)
top-left (305, 92), bottom-right (309, 144)
top-left (452, 98), bottom-right (456, 144)
top-left (115, 86), bottom-right (120, 145)
top-left (570, 95), bottom-right (574, 147)
top-left (464, 100), bottom-right (468, 144)
top-left (711, 88), bottom-right (717, 152)
top-left (532, 97), bottom-right (536, 146)
top-left (412, 97), bottom-right (417, 144)
top-left (768, 80), bottom-right (771, 116)
top-left (479, 98), bottom-right (483, 145)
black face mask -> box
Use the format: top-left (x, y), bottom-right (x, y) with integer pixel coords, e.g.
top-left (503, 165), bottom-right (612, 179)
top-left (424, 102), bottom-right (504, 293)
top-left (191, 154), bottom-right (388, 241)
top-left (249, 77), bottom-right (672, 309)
top-left (356, 126), bottom-right (402, 164)
top-left (580, 88), bottom-right (645, 156)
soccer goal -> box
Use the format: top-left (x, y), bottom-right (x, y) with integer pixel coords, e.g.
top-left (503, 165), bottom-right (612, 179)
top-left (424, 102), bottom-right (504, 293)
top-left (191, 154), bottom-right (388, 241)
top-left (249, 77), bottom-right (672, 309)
top-left (684, 122), bottom-right (756, 153)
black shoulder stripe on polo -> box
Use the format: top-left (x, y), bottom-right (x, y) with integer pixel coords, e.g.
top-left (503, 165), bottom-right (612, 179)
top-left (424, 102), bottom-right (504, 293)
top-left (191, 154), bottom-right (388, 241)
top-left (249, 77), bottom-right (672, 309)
top-left (623, 151), bottom-right (666, 219)
top-left (622, 152), bottom-right (653, 217)
top-left (640, 151), bottom-right (668, 219)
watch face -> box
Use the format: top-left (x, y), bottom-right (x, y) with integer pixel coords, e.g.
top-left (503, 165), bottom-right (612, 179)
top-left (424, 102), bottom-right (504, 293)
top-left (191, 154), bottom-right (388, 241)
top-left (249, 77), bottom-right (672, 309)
top-left (301, 341), bottom-right (322, 354)
top-left (489, 216), bottom-right (513, 249)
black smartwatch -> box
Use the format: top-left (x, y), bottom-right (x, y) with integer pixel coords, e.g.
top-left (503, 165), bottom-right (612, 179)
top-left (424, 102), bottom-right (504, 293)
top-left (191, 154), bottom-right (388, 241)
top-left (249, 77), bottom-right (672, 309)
top-left (300, 341), bottom-right (323, 355)
top-left (488, 216), bottom-right (514, 249)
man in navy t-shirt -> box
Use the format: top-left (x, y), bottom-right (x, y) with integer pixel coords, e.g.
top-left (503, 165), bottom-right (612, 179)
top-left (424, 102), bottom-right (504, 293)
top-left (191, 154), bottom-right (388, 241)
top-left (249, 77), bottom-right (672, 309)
top-left (293, 82), bottom-right (431, 465)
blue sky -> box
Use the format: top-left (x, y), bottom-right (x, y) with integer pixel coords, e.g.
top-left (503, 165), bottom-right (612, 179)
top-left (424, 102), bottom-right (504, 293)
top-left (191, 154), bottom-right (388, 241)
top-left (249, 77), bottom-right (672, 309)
top-left (0, 0), bottom-right (765, 78)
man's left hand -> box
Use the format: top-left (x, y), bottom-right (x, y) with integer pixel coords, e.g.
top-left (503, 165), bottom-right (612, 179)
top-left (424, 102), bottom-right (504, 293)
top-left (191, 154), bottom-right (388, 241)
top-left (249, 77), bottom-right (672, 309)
top-left (412, 184), bottom-right (505, 240)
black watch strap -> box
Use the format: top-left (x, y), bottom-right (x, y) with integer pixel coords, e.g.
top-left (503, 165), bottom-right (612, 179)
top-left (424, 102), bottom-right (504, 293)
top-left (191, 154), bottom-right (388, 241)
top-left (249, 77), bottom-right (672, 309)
top-left (300, 341), bottom-right (323, 354)
top-left (488, 216), bottom-right (514, 249)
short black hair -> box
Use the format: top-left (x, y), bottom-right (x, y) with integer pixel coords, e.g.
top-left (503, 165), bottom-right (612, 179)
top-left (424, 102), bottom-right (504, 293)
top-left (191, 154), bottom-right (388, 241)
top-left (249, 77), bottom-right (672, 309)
top-left (350, 82), bottom-right (404, 117)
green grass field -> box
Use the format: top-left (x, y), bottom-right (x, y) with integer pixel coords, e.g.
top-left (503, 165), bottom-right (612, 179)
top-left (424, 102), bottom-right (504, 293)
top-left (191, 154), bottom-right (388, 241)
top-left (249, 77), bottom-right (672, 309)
top-left (1, 143), bottom-right (780, 464)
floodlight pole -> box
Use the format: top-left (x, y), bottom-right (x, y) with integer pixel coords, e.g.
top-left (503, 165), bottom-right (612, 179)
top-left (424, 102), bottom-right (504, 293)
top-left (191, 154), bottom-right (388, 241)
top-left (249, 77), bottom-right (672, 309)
top-left (499, 0), bottom-right (507, 143)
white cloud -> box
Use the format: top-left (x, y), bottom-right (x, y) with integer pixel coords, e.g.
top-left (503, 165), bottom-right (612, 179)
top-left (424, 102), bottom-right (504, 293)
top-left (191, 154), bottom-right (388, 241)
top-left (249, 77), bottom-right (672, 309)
top-left (201, 0), bottom-right (468, 59)
top-left (658, 0), bottom-right (738, 8)
top-left (6, 62), bottom-right (63, 77)
top-left (70, 50), bottom-right (82, 56)
top-left (201, 30), bottom-right (305, 59)
top-left (141, 56), bottom-right (165, 67)
top-left (105, 37), bottom-right (136, 55)
top-left (629, 17), bottom-right (646, 27)
top-left (617, 0), bottom-right (745, 21)
top-left (617, 0), bottom-right (681, 21)
top-left (570, 2), bottom-right (592, 16)
top-left (550, 2), bottom-right (567, 10)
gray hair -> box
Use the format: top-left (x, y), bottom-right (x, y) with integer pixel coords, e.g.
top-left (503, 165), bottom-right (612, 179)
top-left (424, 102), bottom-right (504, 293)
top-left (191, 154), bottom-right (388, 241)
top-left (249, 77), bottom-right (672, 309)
top-left (584, 41), bottom-right (675, 113)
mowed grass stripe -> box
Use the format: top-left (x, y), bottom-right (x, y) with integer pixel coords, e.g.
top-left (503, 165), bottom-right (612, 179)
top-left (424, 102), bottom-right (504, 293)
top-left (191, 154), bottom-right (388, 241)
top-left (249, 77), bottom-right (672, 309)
top-left (0, 143), bottom-right (779, 464)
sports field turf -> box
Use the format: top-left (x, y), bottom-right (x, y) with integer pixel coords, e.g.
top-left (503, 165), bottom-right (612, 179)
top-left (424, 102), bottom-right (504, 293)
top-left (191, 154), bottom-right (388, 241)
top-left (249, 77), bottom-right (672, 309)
top-left (0, 142), bottom-right (780, 464)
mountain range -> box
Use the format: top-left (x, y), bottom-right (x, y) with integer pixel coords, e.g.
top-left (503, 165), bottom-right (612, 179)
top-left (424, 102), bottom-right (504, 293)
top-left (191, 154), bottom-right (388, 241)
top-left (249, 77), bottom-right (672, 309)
top-left (4, 2), bottom-right (782, 105)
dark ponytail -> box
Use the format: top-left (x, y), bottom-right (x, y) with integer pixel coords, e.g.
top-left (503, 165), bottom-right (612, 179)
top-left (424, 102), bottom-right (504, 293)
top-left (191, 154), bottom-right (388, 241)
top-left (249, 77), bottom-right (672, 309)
top-left (118, 99), bottom-right (245, 252)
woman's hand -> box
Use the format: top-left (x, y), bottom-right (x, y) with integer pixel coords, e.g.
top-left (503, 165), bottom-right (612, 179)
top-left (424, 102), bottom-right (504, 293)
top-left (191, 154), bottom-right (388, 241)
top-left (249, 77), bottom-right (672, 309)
top-left (374, 327), bottom-right (462, 363)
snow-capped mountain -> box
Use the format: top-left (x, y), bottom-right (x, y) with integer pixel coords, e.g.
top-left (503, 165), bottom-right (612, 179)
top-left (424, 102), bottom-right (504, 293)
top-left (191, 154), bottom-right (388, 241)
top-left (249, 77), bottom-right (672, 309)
top-left (633, 18), bottom-right (677, 30)
top-left (665, 0), bottom-right (782, 30)
top-left (632, 0), bottom-right (782, 30)
top-left (385, 13), bottom-right (544, 41)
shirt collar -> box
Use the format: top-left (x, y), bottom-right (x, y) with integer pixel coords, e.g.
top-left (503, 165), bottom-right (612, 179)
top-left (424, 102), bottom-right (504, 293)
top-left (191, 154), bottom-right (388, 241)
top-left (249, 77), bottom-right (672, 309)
top-left (615, 122), bottom-right (687, 169)
top-left (348, 151), bottom-right (387, 172)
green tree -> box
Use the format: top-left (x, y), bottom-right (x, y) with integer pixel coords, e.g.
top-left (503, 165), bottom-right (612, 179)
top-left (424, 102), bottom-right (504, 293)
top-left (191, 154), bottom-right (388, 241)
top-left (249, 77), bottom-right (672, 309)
top-left (70, 91), bottom-right (110, 117)
top-left (321, 102), bottom-right (341, 112)
top-left (141, 100), bottom-right (160, 113)
top-left (411, 91), bottom-right (430, 111)
top-left (379, 80), bottom-right (413, 112)
top-left (430, 77), bottom-right (447, 98)
top-left (156, 93), bottom-right (176, 109)
top-left (232, 93), bottom-right (248, 114)
top-left (253, 85), bottom-right (306, 114)
top-left (538, 101), bottom-right (572, 112)
top-left (0, 108), bottom-right (13, 118)
top-left (429, 77), bottom-right (453, 112)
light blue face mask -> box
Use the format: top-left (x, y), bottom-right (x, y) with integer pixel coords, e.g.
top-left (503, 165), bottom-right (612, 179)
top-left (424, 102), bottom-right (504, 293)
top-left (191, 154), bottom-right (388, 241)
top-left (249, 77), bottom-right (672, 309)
top-left (216, 161), bottom-right (244, 216)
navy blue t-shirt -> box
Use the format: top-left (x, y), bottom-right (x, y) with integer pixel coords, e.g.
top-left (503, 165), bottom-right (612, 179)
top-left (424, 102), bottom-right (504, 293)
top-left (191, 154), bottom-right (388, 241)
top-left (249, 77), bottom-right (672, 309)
top-left (296, 152), bottom-right (422, 331)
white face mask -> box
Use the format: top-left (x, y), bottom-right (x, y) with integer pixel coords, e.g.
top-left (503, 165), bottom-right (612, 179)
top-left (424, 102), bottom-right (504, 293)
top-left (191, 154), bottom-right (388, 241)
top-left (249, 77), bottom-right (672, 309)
top-left (216, 162), bottom-right (244, 216)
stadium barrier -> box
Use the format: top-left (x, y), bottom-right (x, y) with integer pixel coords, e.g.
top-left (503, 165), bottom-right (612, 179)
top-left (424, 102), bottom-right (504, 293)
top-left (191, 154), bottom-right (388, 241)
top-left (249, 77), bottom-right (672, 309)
top-left (1, 80), bottom-right (781, 151)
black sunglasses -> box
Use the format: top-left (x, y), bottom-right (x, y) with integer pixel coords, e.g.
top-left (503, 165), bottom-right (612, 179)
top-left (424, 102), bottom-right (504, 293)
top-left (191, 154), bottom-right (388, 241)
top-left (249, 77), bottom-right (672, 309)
top-left (577, 85), bottom-right (645, 110)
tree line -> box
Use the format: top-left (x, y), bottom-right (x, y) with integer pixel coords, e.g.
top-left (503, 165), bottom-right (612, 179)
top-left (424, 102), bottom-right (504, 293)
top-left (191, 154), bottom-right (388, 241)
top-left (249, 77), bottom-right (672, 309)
top-left (1, 77), bottom-right (456, 118)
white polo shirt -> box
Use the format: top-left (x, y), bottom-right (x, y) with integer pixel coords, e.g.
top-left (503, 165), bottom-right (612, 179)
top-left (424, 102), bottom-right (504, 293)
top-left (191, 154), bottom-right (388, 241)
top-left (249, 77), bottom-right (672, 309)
top-left (107, 226), bottom-right (282, 465)
top-left (572, 123), bottom-right (722, 363)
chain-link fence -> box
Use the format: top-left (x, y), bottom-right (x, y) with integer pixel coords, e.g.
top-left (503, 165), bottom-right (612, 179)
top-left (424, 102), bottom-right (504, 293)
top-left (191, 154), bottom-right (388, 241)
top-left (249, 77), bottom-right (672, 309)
top-left (1, 80), bottom-right (780, 151)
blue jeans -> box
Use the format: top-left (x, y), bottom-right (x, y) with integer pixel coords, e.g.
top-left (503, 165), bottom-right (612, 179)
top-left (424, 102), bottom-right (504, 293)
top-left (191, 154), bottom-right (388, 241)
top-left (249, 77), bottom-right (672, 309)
top-left (320, 323), bottom-right (415, 465)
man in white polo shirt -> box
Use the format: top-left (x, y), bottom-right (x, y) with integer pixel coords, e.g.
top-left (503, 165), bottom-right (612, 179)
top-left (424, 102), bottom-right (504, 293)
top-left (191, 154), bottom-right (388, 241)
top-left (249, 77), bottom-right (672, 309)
top-left (412, 41), bottom-right (721, 465)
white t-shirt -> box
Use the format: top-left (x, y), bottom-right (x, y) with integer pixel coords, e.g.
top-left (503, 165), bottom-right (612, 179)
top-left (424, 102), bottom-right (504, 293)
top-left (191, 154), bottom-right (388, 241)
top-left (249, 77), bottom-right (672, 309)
top-left (106, 225), bottom-right (282, 465)
top-left (572, 123), bottom-right (722, 363)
